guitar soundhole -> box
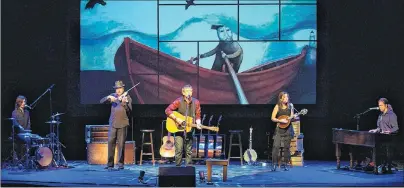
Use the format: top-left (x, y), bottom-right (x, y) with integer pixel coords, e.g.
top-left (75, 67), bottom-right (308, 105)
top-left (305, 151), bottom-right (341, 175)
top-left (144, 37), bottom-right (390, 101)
top-left (165, 141), bottom-right (173, 149)
top-left (176, 124), bottom-right (185, 130)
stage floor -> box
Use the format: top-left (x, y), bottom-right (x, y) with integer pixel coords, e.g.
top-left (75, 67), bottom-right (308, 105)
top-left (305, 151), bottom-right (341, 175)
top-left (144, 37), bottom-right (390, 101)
top-left (2, 160), bottom-right (403, 187)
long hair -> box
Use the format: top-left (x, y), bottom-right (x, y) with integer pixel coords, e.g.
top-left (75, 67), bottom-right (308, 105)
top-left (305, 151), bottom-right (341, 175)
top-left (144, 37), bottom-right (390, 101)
top-left (379, 98), bottom-right (393, 111)
top-left (15, 95), bottom-right (27, 109)
top-left (277, 91), bottom-right (290, 108)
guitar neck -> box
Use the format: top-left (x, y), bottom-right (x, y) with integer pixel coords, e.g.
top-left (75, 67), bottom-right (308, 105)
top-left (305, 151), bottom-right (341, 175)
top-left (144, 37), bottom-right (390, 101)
top-left (199, 124), bottom-right (212, 130)
top-left (190, 124), bottom-right (215, 131)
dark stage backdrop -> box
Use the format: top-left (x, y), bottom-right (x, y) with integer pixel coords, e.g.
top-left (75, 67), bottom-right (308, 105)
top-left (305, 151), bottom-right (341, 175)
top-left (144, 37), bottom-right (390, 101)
top-left (2, 0), bottom-right (404, 162)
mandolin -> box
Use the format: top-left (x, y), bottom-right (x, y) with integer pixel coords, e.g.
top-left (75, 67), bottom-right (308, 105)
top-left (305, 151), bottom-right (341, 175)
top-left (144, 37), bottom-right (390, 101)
top-left (277, 109), bottom-right (308, 129)
top-left (243, 126), bottom-right (257, 164)
top-left (166, 111), bottom-right (219, 133)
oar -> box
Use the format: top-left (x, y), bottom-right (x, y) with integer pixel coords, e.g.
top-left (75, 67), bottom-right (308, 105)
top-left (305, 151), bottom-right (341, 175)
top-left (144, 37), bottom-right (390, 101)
top-left (223, 57), bottom-right (249, 104)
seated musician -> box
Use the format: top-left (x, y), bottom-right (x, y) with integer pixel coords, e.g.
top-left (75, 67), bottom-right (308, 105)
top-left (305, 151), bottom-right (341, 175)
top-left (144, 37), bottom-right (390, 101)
top-left (369, 98), bottom-right (399, 134)
top-left (165, 84), bottom-right (202, 166)
top-left (12, 95), bottom-right (31, 131)
top-left (11, 95), bottom-right (31, 158)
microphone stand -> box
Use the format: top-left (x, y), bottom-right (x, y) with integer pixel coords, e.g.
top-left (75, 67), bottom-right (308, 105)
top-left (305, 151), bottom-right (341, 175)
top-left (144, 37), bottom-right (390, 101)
top-left (183, 97), bottom-right (190, 165)
top-left (29, 84), bottom-right (55, 115)
top-left (353, 109), bottom-right (372, 131)
top-left (28, 84), bottom-right (57, 165)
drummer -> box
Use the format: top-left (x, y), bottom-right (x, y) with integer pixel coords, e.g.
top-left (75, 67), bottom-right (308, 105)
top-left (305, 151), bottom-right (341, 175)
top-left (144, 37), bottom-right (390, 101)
top-left (11, 95), bottom-right (32, 159)
top-left (11, 95), bottom-right (31, 131)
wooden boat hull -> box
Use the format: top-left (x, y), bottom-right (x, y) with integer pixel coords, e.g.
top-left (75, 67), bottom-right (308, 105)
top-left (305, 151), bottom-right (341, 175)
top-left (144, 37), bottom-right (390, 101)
top-left (114, 37), bottom-right (307, 104)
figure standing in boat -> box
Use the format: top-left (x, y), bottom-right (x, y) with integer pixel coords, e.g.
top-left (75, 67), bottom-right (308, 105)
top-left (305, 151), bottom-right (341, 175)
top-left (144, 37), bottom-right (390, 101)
top-left (193, 24), bottom-right (244, 73)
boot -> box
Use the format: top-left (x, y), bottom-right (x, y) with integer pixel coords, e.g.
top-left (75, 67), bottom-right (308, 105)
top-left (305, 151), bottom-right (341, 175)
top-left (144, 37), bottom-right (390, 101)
top-left (271, 164), bottom-right (277, 171)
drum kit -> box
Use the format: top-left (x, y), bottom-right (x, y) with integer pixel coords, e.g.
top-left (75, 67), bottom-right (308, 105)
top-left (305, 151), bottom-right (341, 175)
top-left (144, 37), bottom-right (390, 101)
top-left (4, 112), bottom-right (68, 170)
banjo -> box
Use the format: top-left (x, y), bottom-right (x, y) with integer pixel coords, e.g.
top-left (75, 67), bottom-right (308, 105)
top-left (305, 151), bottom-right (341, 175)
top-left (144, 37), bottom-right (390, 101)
top-left (243, 126), bottom-right (257, 164)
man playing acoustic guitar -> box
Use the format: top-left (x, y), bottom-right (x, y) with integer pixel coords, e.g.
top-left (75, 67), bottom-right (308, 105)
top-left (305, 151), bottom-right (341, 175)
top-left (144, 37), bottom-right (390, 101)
top-left (165, 84), bottom-right (202, 166)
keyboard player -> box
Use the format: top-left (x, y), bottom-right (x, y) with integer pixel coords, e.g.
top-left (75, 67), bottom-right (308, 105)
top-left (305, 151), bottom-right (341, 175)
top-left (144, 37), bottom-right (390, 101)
top-left (333, 97), bottom-right (399, 174)
top-left (369, 98), bottom-right (399, 134)
top-left (368, 98), bottom-right (399, 173)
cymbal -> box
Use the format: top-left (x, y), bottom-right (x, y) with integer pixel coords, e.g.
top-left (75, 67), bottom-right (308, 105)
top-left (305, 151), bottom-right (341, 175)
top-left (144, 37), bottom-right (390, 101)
top-left (5, 118), bottom-right (15, 120)
top-left (51, 112), bottom-right (65, 118)
top-left (45, 120), bottom-right (62, 124)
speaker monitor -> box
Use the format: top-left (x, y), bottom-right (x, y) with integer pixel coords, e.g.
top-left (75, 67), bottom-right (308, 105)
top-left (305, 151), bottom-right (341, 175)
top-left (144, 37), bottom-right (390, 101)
top-left (158, 166), bottom-right (196, 187)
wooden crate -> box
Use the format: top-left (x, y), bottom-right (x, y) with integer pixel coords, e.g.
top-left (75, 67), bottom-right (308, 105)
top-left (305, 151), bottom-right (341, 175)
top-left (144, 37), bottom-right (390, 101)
top-left (290, 120), bottom-right (304, 166)
top-left (290, 140), bottom-right (297, 153)
top-left (87, 141), bottom-right (136, 165)
top-left (291, 121), bottom-right (301, 136)
top-left (291, 154), bottom-right (304, 166)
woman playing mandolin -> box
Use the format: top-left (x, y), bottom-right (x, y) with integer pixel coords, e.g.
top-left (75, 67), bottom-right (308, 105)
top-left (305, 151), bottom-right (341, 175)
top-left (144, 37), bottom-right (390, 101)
top-left (270, 91), bottom-right (295, 171)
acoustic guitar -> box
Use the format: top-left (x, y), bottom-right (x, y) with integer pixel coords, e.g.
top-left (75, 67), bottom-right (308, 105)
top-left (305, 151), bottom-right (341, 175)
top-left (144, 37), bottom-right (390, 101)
top-left (160, 114), bottom-right (208, 158)
top-left (159, 133), bottom-right (175, 158)
top-left (277, 109), bottom-right (308, 129)
top-left (166, 111), bottom-right (219, 133)
top-left (243, 126), bottom-right (257, 164)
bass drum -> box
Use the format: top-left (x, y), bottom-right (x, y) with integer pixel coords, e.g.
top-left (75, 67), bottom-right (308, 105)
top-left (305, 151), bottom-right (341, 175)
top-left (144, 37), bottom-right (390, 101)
top-left (31, 146), bottom-right (53, 167)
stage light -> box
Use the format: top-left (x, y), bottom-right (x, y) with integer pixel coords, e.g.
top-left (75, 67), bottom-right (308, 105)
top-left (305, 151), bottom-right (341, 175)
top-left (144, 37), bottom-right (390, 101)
top-left (199, 171), bottom-right (205, 182)
top-left (138, 170), bottom-right (146, 184)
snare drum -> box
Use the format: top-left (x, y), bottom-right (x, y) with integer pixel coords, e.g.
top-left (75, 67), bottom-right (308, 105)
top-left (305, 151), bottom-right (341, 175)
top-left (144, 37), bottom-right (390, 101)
top-left (31, 146), bottom-right (53, 167)
top-left (17, 133), bottom-right (41, 145)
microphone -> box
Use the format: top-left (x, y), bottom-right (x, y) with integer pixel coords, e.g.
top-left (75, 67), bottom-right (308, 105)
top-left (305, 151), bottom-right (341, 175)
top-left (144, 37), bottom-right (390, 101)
top-left (24, 105), bottom-right (32, 109)
top-left (369, 107), bottom-right (380, 110)
top-left (290, 103), bottom-right (299, 113)
top-left (47, 84), bottom-right (55, 91)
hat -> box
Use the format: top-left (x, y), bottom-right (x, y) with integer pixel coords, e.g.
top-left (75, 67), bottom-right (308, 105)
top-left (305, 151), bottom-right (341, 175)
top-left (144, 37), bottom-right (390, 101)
top-left (211, 24), bottom-right (224, 30)
top-left (113, 80), bottom-right (125, 89)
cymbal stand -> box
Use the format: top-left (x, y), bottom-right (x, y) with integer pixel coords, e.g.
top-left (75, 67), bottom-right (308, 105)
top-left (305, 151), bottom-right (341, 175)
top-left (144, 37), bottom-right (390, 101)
top-left (47, 116), bottom-right (58, 167)
top-left (5, 124), bottom-right (20, 169)
top-left (52, 115), bottom-right (67, 167)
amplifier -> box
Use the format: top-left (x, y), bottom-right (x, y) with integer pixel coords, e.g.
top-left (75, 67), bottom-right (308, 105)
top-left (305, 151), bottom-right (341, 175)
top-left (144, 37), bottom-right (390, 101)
top-left (86, 141), bottom-right (136, 165)
top-left (85, 125), bottom-right (109, 143)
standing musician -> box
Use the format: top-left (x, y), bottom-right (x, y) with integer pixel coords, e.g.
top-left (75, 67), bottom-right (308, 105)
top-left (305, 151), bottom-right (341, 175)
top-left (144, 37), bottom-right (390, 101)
top-left (369, 98), bottom-right (399, 134)
top-left (165, 84), bottom-right (202, 166)
top-left (100, 81), bottom-right (132, 170)
top-left (368, 98), bottom-right (399, 172)
top-left (270, 91), bottom-right (295, 171)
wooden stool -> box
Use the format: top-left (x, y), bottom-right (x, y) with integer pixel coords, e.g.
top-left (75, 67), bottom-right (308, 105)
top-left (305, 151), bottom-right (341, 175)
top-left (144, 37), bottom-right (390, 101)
top-left (206, 159), bottom-right (229, 182)
top-left (140, 129), bottom-right (155, 165)
top-left (228, 130), bottom-right (243, 165)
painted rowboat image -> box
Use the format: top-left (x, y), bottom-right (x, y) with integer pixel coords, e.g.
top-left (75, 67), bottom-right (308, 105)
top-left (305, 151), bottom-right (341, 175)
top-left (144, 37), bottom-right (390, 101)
top-left (114, 37), bottom-right (307, 104)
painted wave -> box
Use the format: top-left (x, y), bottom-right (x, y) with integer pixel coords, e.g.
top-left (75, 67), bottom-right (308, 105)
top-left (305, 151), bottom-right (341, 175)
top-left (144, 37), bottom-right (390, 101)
top-left (80, 4), bottom-right (316, 72)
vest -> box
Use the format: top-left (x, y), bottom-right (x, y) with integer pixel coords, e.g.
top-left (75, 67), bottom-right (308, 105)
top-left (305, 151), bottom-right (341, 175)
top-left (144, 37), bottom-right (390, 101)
top-left (177, 97), bottom-right (196, 120)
